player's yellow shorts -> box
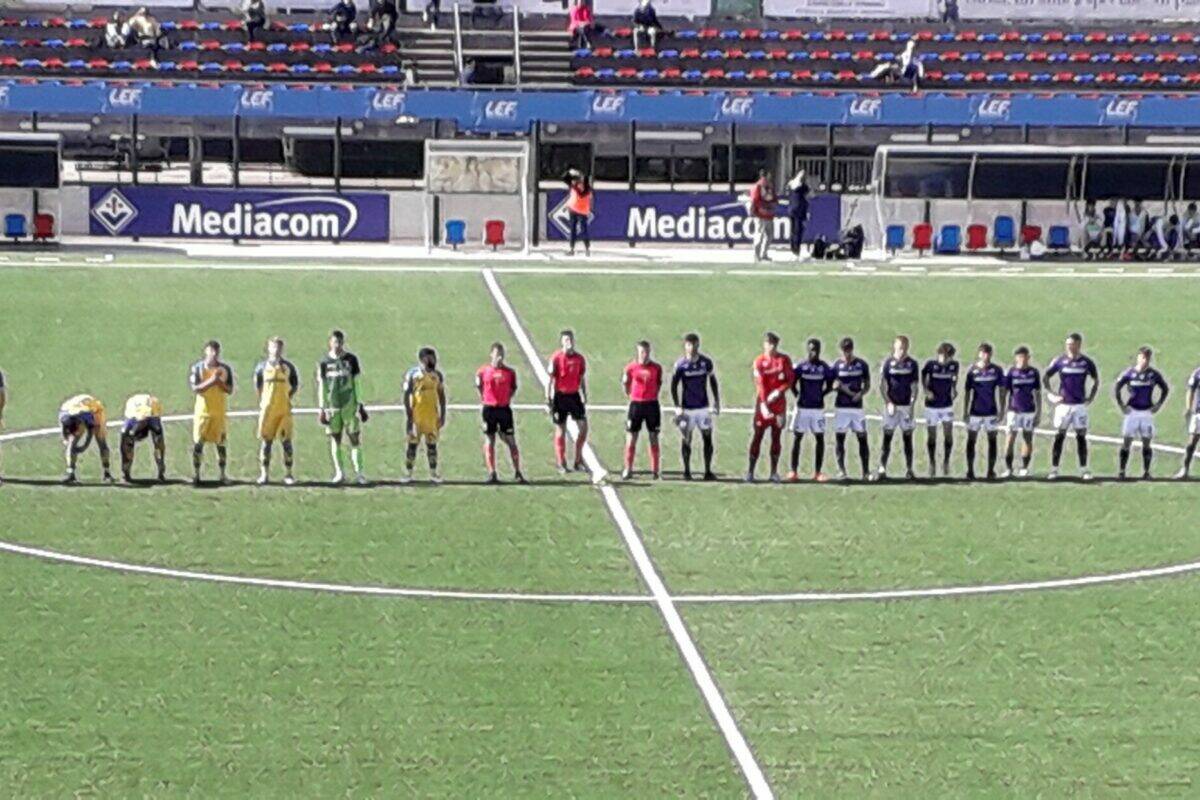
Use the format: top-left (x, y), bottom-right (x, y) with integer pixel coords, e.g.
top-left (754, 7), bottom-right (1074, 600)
top-left (193, 413), bottom-right (228, 444)
top-left (408, 415), bottom-right (440, 445)
top-left (258, 409), bottom-right (294, 441)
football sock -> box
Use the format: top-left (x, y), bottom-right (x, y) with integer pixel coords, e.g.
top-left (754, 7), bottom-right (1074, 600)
top-left (748, 427), bottom-right (765, 460)
top-left (1051, 431), bottom-right (1066, 467)
top-left (649, 443), bottom-right (661, 474)
top-left (856, 434), bottom-right (870, 476)
top-left (507, 442), bottom-right (521, 471)
top-left (1185, 438), bottom-right (1198, 471)
top-left (902, 431), bottom-right (914, 472)
top-left (217, 445), bottom-right (227, 472)
top-left (406, 442), bottom-right (418, 470)
top-left (942, 432), bottom-right (953, 471)
top-left (986, 433), bottom-right (998, 474)
top-left (554, 431), bottom-right (566, 465)
top-left (260, 442), bottom-right (271, 468)
top-left (624, 442), bottom-right (635, 472)
top-left (120, 437), bottom-right (134, 474)
top-left (1075, 432), bottom-right (1089, 468)
top-left (926, 433), bottom-right (938, 470)
top-left (966, 432), bottom-right (977, 473)
top-left (1005, 440), bottom-right (1016, 471)
top-left (768, 427), bottom-right (782, 472)
top-left (1021, 440), bottom-right (1033, 469)
top-left (1119, 445), bottom-right (1131, 473)
top-left (483, 440), bottom-right (496, 472)
top-left (282, 440), bottom-right (294, 469)
top-left (681, 441), bottom-right (692, 474)
top-left (790, 435), bottom-right (803, 472)
top-left (574, 432), bottom-right (587, 463)
top-left (192, 444), bottom-right (203, 474)
top-left (880, 430), bottom-right (894, 468)
top-left (701, 431), bottom-right (714, 472)
top-left (1141, 439), bottom-right (1152, 474)
top-left (350, 446), bottom-right (363, 474)
top-left (813, 433), bottom-right (825, 474)
top-left (427, 443), bottom-right (438, 471)
top-left (329, 439), bottom-right (343, 472)
top-left (835, 433), bottom-right (847, 472)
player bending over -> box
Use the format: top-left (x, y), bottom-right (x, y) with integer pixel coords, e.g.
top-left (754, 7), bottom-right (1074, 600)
top-left (1045, 332), bottom-right (1099, 480)
top-left (788, 338), bottom-right (832, 482)
top-left (120, 393), bottom-right (166, 483)
top-left (189, 340), bottom-right (233, 485)
top-left (670, 332), bottom-right (720, 481)
top-left (1114, 346), bottom-right (1169, 480)
top-left (546, 330), bottom-right (589, 473)
top-left (878, 335), bottom-right (919, 480)
top-left (317, 329), bottom-right (368, 485)
top-left (58, 393), bottom-right (113, 483)
top-left (403, 347), bottom-right (447, 483)
top-left (921, 342), bottom-right (959, 478)
top-left (831, 337), bottom-right (871, 481)
top-left (747, 332), bottom-right (791, 482)
top-left (254, 337), bottom-right (299, 485)
top-left (1177, 363), bottom-right (1200, 479)
top-left (1001, 346), bottom-right (1041, 478)
top-left (963, 343), bottom-right (1005, 480)
top-left (476, 342), bottom-right (525, 484)
top-left (622, 340), bottom-right (664, 480)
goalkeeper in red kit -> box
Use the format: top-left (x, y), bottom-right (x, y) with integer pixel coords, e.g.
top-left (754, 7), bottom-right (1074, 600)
top-left (747, 331), bottom-right (792, 483)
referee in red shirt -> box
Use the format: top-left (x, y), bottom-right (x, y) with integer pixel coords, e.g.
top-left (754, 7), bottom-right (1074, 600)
top-left (475, 342), bottom-right (526, 484)
top-left (546, 330), bottom-right (589, 473)
top-left (621, 340), bottom-right (664, 480)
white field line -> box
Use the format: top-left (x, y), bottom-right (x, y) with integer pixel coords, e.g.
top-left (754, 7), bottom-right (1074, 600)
top-left (0, 402), bottom-right (1185, 457)
top-left (0, 540), bottom-right (651, 604)
top-left (6, 255), bottom-right (1200, 279)
top-left (480, 268), bottom-right (774, 800)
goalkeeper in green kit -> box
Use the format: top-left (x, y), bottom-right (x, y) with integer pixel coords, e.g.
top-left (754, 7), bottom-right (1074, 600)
top-left (317, 329), bottom-right (369, 484)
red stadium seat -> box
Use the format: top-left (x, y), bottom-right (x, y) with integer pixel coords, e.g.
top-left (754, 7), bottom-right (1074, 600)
top-left (33, 212), bottom-right (54, 241)
top-left (1021, 225), bottom-right (1042, 245)
top-left (484, 219), bottom-right (505, 250)
top-left (613, 26), bottom-right (632, 38)
top-left (616, 67), bottom-right (636, 78)
top-left (912, 223), bottom-right (933, 253)
top-left (966, 224), bottom-right (987, 251)
top-left (870, 30), bottom-right (890, 41)
top-left (781, 29), bottom-right (804, 41)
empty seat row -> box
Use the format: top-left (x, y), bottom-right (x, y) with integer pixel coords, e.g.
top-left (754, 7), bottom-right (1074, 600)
top-left (573, 65), bottom-right (1200, 85)
top-left (4, 211), bottom-right (55, 242)
top-left (578, 46), bottom-right (1200, 65)
top-left (0, 17), bottom-right (333, 34)
top-left (0, 56), bottom-right (406, 75)
top-left (0, 39), bottom-right (399, 54)
top-left (604, 26), bottom-right (1200, 45)
top-left (444, 219), bottom-right (507, 250)
top-left (886, 219), bottom-right (1071, 255)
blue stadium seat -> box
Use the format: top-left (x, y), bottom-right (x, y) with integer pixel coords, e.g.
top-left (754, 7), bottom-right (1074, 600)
top-left (994, 216), bottom-right (1016, 249)
top-left (5, 213), bottom-right (26, 241)
top-left (935, 224), bottom-right (961, 255)
top-left (886, 224), bottom-right (905, 254)
top-left (445, 219), bottom-right (466, 250)
top-left (1048, 225), bottom-right (1071, 249)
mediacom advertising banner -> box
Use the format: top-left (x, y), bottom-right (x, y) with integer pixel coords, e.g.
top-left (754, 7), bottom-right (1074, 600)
top-left (763, 0), bottom-right (933, 18)
top-left (960, 0), bottom-right (1179, 18)
top-left (545, 190), bottom-right (842, 244)
top-left (88, 186), bottom-right (390, 242)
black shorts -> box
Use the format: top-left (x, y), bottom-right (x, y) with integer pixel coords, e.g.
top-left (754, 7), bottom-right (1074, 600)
top-left (122, 417), bottom-right (163, 441)
top-left (626, 400), bottom-right (661, 434)
top-left (481, 405), bottom-right (515, 436)
top-left (551, 392), bottom-right (587, 425)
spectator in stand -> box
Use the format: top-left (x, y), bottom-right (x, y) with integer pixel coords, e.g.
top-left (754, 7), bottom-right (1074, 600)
top-left (869, 40), bottom-right (923, 93)
top-left (569, 0), bottom-right (596, 50)
top-left (632, 0), bottom-right (663, 52)
top-left (103, 11), bottom-right (128, 49)
top-left (423, 0), bottom-right (441, 30)
top-left (1082, 202), bottom-right (1104, 259)
top-left (326, 0), bottom-right (358, 44)
top-left (242, 0), bottom-right (267, 44)
top-left (565, 169), bottom-right (593, 256)
top-left (750, 170), bottom-right (776, 263)
top-left (127, 7), bottom-right (166, 63)
top-left (362, 0), bottom-right (398, 50)
top-left (1183, 202), bottom-right (1200, 253)
top-left (786, 169), bottom-right (810, 259)
top-left (939, 0), bottom-right (959, 27)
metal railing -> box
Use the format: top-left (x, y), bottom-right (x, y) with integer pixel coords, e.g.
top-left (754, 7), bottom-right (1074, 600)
top-left (513, 10), bottom-right (522, 87)
top-left (452, 3), bottom-right (465, 84)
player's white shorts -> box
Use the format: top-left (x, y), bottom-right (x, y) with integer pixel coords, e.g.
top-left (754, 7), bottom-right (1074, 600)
top-left (834, 408), bottom-right (868, 434)
top-left (1052, 403), bottom-right (1090, 431)
top-left (881, 405), bottom-right (915, 432)
top-left (1121, 410), bottom-right (1156, 439)
top-left (791, 408), bottom-right (826, 434)
top-left (1006, 411), bottom-right (1036, 432)
top-left (967, 415), bottom-right (1000, 433)
top-left (1190, 412), bottom-right (1200, 435)
top-left (924, 407), bottom-right (955, 427)
top-left (675, 408), bottom-right (714, 434)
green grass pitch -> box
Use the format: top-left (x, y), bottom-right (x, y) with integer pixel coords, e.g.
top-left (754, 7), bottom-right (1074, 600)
top-left (2, 255), bottom-right (1199, 797)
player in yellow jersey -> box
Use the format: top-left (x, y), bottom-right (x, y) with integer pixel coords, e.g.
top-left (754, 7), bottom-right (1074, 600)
top-left (188, 339), bottom-right (234, 485)
top-left (58, 393), bottom-right (113, 483)
top-left (402, 347), bottom-right (447, 483)
top-left (254, 337), bottom-right (299, 485)
top-left (119, 392), bottom-right (166, 483)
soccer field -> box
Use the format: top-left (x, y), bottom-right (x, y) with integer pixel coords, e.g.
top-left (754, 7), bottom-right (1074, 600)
top-left (2, 252), bottom-right (1200, 797)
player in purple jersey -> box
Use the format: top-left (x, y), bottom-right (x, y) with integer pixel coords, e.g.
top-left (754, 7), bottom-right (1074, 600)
top-left (1001, 346), bottom-right (1042, 478)
top-left (1177, 364), bottom-right (1200, 478)
top-left (670, 333), bottom-right (721, 481)
top-left (1044, 332), bottom-right (1100, 480)
top-left (1114, 346), bottom-right (1169, 480)
top-left (878, 335), bottom-right (919, 480)
top-left (921, 342), bottom-right (959, 477)
top-left (788, 337), bottom-right (832, 482)
top-left (963, 343), bottom-right (1006, 480)
top-left (831, 337), bottom-right (871, 480)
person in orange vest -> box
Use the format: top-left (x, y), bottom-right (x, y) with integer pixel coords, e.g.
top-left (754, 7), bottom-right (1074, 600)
top-left (565, 169), bottom-right (593, 256)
